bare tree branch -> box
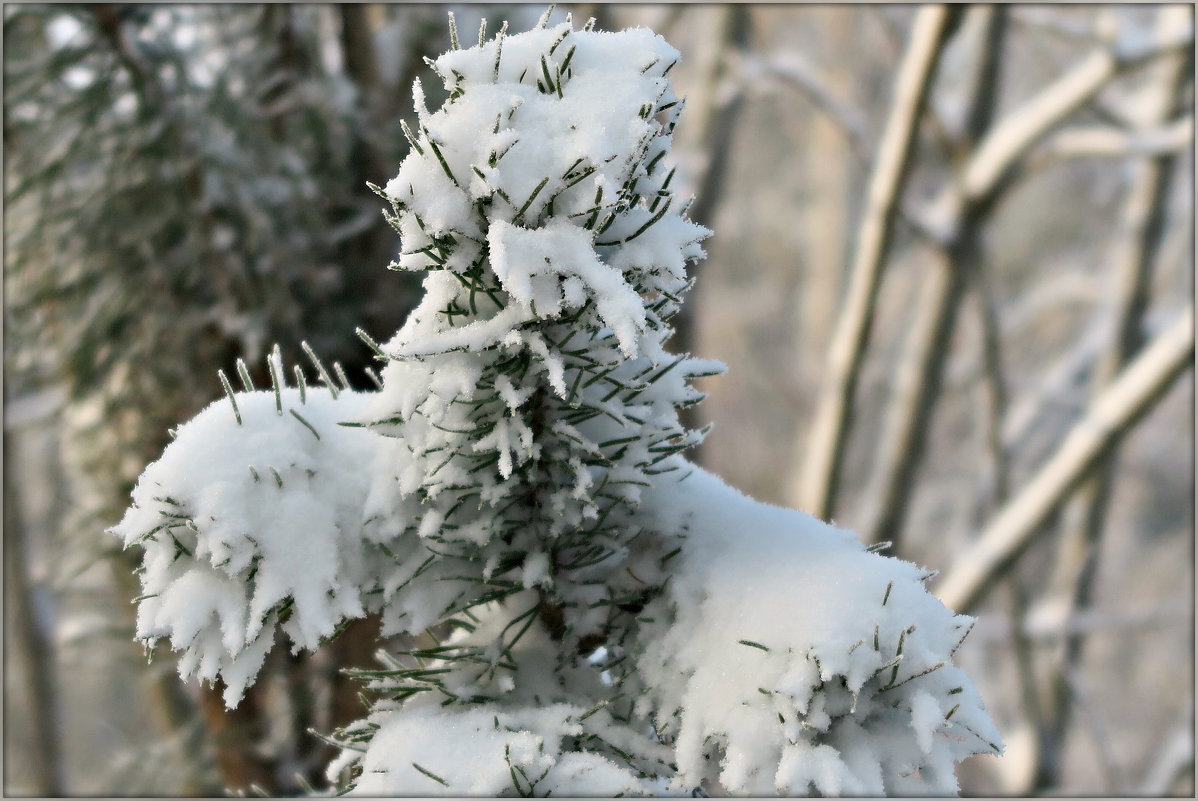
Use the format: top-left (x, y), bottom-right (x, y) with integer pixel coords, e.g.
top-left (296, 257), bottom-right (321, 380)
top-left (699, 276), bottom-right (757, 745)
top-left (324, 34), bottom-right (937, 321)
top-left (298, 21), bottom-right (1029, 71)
top-left (1033, 14), bottom-right (1191, 788)
top-left (1060, 665), bottom-right (1124, 791)
top-left (862, 238), bottom-right (973, 546)
top-left (863, 6), bottom-right (1007, 550)
top-left (971, 259), bottom-right (1011, 524)
top-left (1004, 579), bottom-right (1048, 791)
top-left (1009, 6), bottom-right (1112, 47)
top-left (961, 19), bottom-right (1193, 207)
top-left (738, 49), bottom-right (951, 249)
top-left (935, 304), bottom-right (1195, 613)
top-left (1001, 311), bottom-right (1105, 453)
top-left (1141, 698), bottom-right (1196, 794)
top-left (972, 598), bottom-right (1191, 644)
top-left (798, 4), bottom-right (962, 520)
top-left (1038, 115), bottom-right (1193, 160)
top-left (742, 50), bottom-right (871, 164)
top-left (859, 9), bottom-right (1193, 549)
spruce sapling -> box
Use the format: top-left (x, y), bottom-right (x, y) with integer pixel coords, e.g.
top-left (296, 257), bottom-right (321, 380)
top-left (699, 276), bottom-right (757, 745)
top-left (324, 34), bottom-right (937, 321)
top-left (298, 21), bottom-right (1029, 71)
top-left (111, 11), bottom-right (1000, 796)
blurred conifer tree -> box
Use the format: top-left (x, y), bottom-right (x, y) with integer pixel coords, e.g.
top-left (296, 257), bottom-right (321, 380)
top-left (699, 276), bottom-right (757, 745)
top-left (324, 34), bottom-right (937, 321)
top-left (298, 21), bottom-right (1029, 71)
top-left (3, 4), bottom-right (455, 792)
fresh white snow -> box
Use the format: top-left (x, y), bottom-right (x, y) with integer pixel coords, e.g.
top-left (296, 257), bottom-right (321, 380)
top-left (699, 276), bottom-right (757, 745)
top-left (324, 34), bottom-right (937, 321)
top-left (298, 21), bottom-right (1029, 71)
top-left (110, 387), bottom-right (382, 706)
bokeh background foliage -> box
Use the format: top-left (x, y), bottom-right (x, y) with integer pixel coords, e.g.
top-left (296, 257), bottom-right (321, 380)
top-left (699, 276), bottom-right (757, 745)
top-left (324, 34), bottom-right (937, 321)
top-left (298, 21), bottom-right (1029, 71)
top-left (4, 4), bottom-right (1193, 796)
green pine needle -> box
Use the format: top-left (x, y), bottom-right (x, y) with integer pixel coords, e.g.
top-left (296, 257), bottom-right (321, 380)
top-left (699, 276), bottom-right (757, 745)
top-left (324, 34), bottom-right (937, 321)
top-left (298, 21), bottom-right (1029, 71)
top-left (217, 369), bottom-right (242, 425)
top-left (301, 340), bottom-right (339, 399)
top-left (290, 409), bottom-right (321, 440)
top-left (268, 349), bottom-right (283, 415)
top-left (294, 365), bottom-right (307, 404)
top-left (513, 176), bottom-right (549, 223)
top-left (236, 358), bottom-right (254, 392)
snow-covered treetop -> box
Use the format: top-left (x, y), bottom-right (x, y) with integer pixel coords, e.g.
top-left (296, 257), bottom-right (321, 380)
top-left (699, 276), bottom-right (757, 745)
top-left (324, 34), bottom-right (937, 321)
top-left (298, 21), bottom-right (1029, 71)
top-left (380, 17), bottom-right (705, 359)
top-left (111, 11), bottom-right (1000, 796)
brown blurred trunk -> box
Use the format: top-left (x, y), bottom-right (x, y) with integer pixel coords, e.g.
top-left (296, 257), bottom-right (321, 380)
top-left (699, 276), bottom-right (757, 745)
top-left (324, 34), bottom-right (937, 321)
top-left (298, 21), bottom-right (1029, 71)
top-left (4, 427), bottom-right (64, 796)
top-left (199, 680), bottom-right (276, 794)
top-left (339, 5), bottom-right (440, 356)
top-left (340, 4), bottom-right (389, 185)
top-left (197, 616), bottom-right (380, 795)
top-left (111, 567), bottom-right (221, 795)
top-left (329, 616), bottom-right (381, 730)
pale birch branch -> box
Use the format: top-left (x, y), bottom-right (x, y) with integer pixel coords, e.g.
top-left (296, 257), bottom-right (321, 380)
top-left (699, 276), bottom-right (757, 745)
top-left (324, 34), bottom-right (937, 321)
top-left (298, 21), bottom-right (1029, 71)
top-left (860, 10), bottom-right (1191, 547)
top-left (971, 260), bottom-right (1011, 524)
top-left (961, 20), bottom-right (1194, 206)
top-left (972, 599), bottom-right (1191, 644)
top-left (1001, 313), bottom-right (1105, 452)
top-left (1040, 115), bottom-right (1193, 160)
top-left (737, 51), bottom-right (946, 245)
top-left (1141, 700), bottom-right (1195, 795)
top-left (935, 304), bottom-right (1195, 613)
top-left (1058, 44), bottom-right (1190, 522)
top-left (798, 4), bottom-right (961, 520)
top-left (863, 6), bottom-right (1006, 549)
top-left (863, 241), bottom-right (972, 546)
top-left (1033, 17), bottom-right (1191, 788)
top-left (1000, 306), bottom-right (1177, 476)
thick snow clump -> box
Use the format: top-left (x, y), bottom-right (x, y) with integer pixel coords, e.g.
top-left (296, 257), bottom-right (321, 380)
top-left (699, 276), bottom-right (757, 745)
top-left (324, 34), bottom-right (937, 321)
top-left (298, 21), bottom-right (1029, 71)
top-left (635, 466), bottom-right (1003, 795)
top-left (109, 382), bottom-right (386, 706)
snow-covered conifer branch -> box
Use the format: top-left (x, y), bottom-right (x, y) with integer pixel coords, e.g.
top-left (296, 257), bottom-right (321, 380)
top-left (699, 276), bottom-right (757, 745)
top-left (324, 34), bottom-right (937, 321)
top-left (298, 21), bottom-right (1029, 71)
top-left (109, 352), bottom-right (393, 707)
top-left (349, 13), bottom-right (717, 680)
top-left (112, 11), bottom-right (1000, 796)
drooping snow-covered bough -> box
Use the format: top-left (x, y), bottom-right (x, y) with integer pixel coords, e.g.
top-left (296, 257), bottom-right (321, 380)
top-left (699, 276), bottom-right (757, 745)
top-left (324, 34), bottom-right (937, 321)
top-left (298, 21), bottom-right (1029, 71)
top-left (111, 11), bottom-right (1000, 796)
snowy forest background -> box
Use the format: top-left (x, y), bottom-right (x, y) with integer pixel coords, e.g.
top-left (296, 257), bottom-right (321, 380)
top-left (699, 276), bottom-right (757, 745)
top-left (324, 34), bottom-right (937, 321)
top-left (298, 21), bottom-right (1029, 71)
top-left (3, 3), bottom-right (1193, 796)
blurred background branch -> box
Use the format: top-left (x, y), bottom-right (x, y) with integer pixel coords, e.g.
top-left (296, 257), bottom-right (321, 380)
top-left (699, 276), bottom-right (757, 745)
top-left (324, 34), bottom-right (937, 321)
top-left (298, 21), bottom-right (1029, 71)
top-left (937, 303), bottom-right (1194, 613)
top-left (796, 4), bottom-right (962, 523)
top-left (4, 4), bottom-right (1192, 796)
